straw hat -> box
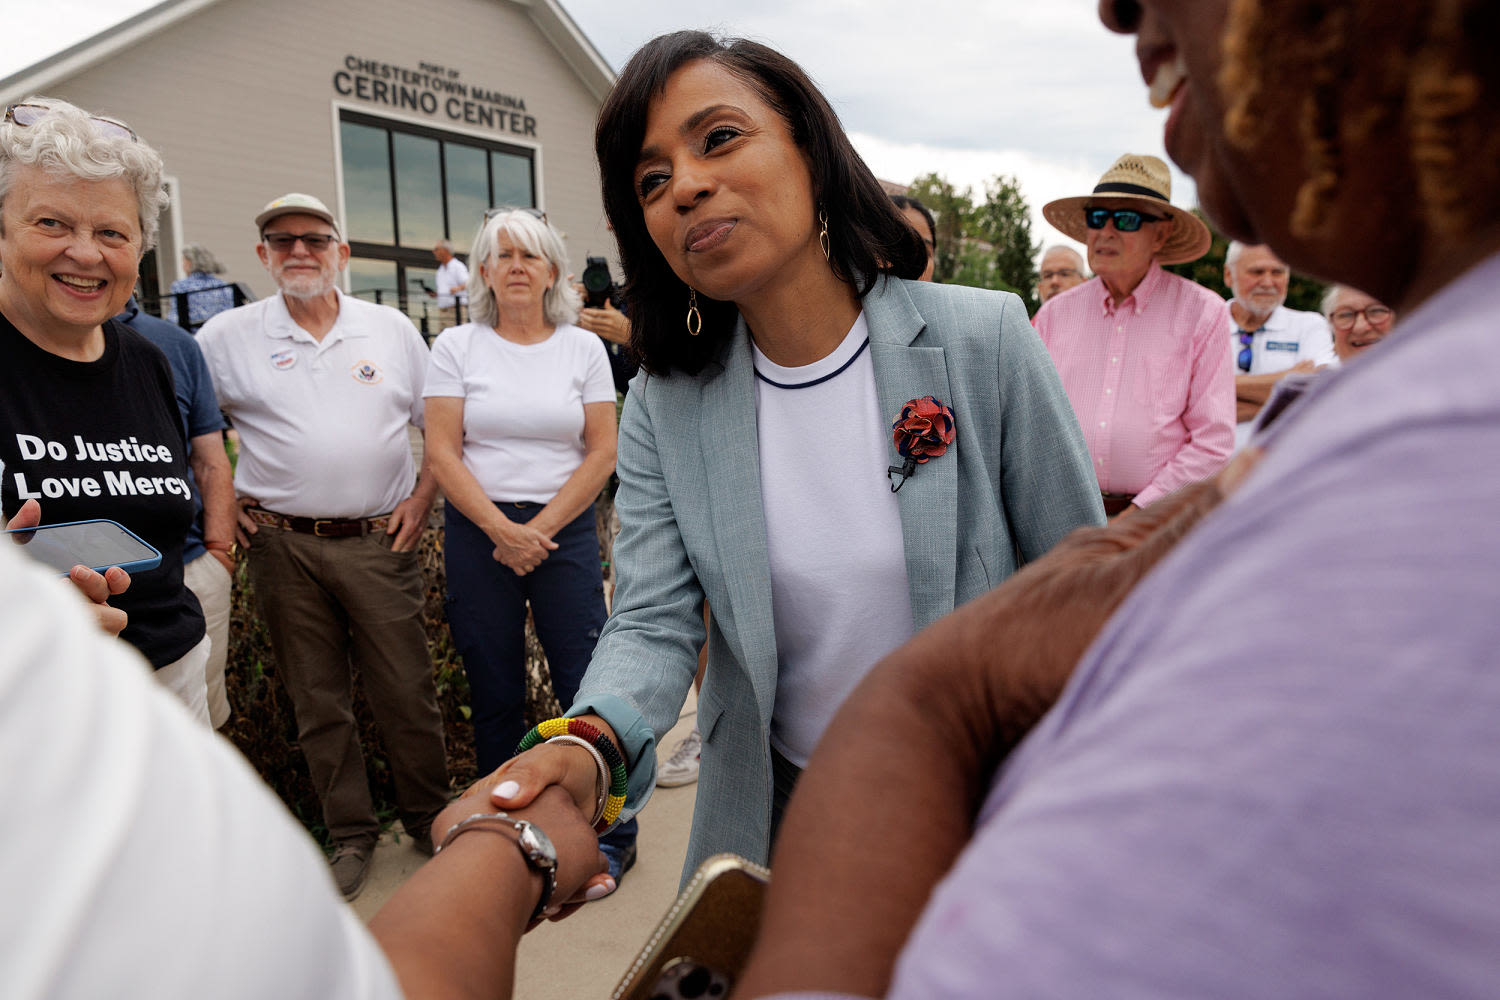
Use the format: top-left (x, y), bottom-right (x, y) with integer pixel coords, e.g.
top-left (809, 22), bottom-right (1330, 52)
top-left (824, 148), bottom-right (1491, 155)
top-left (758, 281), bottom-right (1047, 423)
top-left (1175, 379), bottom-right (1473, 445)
top-left (1042, 154), bottom-right (1212, 265)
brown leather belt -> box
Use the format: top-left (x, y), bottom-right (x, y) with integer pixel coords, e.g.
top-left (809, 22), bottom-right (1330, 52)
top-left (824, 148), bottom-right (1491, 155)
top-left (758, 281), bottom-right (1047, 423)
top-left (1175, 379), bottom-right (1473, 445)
top-left (247, 506), bottom-right (391, 538)
top-left (1101, 492), bottom-right (1138, 517)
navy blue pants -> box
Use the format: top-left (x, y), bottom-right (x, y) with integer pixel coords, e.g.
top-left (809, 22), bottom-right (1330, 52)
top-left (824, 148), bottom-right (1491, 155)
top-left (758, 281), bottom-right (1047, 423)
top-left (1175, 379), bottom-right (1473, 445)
top-left (444, 500), bottom-right (607, 773)
top-left (444, 499), bottom-right (637, 854)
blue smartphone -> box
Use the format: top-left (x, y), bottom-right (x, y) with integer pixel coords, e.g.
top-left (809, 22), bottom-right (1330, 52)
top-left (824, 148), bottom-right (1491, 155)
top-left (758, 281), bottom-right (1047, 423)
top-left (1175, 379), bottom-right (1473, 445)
top-left (5, 518), bottom-right (162, 576)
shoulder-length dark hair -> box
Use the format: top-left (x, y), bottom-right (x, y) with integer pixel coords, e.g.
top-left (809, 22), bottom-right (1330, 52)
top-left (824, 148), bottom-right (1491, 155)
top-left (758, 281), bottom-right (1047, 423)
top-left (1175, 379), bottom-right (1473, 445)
top-left (596, 31), bottom-right (928, 376)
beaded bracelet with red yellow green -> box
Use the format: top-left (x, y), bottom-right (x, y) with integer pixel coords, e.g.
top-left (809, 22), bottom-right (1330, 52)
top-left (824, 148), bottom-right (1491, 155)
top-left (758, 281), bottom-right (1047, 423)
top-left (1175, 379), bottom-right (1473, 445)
top-left (516, 718), bottom-right (627, 832)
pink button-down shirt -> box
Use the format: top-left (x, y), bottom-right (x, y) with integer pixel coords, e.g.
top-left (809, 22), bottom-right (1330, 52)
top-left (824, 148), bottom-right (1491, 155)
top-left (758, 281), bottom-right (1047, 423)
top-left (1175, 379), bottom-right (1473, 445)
top-left (1034, 262), bottom-right (1234, 507)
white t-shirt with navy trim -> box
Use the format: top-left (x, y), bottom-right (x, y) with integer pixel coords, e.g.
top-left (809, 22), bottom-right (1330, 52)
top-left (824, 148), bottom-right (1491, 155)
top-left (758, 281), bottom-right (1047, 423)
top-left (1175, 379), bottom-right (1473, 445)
top-left (753, 313), bottom-right (915, 767)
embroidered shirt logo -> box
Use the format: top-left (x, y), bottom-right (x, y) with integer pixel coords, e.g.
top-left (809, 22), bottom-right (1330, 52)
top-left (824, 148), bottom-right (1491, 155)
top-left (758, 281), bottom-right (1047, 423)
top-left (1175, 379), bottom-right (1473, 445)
top-left (351, 361), bottom-right (383, 385)
top-left (270, 349), bottom-right (297, 370)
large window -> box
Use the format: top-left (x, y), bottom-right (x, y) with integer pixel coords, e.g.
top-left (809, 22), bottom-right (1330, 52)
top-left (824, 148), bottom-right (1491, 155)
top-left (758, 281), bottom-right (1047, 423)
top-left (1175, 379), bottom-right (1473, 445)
top-left (339, 109), bottom-right (536, 333)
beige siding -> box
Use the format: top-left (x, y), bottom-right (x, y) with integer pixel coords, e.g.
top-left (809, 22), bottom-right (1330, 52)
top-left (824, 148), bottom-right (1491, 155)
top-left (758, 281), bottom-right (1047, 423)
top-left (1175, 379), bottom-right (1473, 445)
top-left (40, 0), bottom-right (611, 300)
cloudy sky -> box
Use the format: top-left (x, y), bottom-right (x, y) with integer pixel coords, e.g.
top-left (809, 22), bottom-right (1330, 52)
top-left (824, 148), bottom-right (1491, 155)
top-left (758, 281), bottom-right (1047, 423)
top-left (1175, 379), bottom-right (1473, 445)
top-left (1, 0), bottom-right (1190, 257)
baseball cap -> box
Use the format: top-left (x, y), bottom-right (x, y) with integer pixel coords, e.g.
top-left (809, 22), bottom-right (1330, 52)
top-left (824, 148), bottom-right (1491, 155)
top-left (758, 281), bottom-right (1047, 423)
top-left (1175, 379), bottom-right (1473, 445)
top-left (255, 193), bottom-right (340, 236)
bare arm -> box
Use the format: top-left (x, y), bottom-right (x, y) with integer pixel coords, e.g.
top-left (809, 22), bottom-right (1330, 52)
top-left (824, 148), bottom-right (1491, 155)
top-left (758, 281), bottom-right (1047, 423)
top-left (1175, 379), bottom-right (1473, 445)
top-left (737, 458), bottom-right (1257, 997)
top-left (369, 785), bottom-right (607, 1000)
top-left (189, 431), bottom-right (237, 572)
top-left (1235, 362), bottom-right (1318, 420)
top-left (385, 440), bottom-right (439, 553)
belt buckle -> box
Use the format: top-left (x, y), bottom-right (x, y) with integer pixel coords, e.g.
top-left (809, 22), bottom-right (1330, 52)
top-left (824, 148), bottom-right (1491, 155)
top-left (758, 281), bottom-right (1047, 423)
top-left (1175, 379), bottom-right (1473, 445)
top-left (313, 518), bottom-right (340, 537)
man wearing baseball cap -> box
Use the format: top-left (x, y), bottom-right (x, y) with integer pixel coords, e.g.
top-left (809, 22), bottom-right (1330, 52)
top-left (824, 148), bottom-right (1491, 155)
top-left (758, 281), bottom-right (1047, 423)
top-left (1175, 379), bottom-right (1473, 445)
top-left (1033, 155), bottom-right (1235, 517)
top-left (197, 193), bottom-right (449, 900)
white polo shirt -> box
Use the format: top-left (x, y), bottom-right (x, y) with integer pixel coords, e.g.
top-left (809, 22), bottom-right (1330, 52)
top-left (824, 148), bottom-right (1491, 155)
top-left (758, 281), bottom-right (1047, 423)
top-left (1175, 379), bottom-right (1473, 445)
top-left (1230, 304), bottom-right (1335, 447)
top-left (197, 291), bottom-right (429, 519)
top-left (435, 257), bottom-right (469, 309)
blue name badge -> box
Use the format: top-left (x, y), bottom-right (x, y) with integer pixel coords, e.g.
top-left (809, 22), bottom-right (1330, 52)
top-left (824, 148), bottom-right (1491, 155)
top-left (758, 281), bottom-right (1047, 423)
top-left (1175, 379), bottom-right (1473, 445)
top-left (1265, 340), bottom-right (1299, 352)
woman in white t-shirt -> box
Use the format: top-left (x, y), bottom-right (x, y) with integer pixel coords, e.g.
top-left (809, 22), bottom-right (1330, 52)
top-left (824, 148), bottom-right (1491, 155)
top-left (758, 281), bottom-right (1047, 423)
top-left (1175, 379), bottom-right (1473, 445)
top-left (423, 208), bottom-right (619, 799)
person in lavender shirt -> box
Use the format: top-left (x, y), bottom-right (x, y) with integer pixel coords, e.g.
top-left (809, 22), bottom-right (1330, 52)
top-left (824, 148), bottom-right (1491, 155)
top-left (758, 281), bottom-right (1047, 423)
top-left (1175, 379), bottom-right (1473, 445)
top-left (734, 0), bottom-right (1500, 996)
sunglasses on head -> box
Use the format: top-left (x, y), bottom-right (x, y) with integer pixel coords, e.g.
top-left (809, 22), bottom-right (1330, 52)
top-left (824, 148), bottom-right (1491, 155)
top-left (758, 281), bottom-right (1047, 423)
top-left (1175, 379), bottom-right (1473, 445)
top-left (484, 206), bottom-right (547, 223)
top-left (1083, 207), bottom-right (1168, 232)
top-left (262, 232), bottom-right (338, 253)
top-left (4, 102), bottom-right (137, 141)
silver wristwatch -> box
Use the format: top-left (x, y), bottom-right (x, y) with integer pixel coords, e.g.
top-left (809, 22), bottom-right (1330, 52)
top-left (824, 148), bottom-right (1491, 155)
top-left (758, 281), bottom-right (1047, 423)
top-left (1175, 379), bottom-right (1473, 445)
top-left (436, 811), bottom-right (558, 921)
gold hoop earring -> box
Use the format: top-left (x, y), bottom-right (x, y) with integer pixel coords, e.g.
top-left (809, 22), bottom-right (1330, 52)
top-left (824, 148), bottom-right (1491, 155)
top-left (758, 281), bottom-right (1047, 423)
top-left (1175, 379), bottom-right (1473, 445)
top-left (686, 288), bottom-right (702, 336)
top-left (818, 208), bottom-right (830, 260)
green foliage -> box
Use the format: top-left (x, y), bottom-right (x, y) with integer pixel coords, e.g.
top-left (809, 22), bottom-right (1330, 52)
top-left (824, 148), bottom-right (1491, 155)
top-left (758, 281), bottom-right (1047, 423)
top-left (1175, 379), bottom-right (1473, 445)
top-left (1164, 210), bottom-right (1326, 316)
top-left (906, 172), bottom-right (1041, 313)
top-left (222, 507), bottom-right (575, 847)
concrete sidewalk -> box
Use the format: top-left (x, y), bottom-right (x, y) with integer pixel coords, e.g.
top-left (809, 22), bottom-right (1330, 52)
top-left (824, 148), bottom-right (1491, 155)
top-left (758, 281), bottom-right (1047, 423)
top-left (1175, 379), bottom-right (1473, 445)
top-left (350, 695), bottom-right (701, 999)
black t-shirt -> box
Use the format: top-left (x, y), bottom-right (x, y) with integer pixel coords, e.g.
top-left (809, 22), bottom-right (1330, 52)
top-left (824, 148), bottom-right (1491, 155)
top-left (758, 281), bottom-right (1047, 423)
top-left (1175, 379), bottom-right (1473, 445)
top-left (0, 312), bottom-right (205, 667)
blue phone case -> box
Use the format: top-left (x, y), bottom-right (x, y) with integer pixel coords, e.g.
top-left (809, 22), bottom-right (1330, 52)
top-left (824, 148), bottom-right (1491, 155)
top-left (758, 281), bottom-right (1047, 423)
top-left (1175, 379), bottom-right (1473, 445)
top-left (4, 518), bottom-right (163, 576)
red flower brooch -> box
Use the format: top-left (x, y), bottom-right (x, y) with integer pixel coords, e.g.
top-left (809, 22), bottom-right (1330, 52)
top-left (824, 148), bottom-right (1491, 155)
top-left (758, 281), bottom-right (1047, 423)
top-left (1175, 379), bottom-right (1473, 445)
top-left (888, 395), bottom-right (956, 492)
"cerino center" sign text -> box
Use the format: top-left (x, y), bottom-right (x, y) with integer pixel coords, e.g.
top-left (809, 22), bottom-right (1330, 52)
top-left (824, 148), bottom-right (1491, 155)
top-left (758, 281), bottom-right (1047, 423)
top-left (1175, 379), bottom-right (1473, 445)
top-left (333, 56), bottom-right (537, 137)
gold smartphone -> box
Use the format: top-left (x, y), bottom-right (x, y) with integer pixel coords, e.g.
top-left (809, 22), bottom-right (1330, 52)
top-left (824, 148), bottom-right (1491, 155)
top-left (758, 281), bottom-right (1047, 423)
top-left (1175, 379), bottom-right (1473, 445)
top-left (612, 853), bottom-right (771, 1000)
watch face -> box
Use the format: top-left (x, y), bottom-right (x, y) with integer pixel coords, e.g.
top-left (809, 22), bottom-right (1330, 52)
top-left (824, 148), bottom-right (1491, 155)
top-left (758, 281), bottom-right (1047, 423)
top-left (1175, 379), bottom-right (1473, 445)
top-left (517, 821), bottom-right (558, 871)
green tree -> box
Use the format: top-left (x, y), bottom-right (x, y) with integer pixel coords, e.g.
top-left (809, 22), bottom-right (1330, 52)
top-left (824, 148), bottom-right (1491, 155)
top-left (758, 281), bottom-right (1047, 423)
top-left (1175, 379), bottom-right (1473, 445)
top-left (1165, 210), bottom-right (1326, 315)
top-left (906, 173), bottom-right (973, 285)
top-left (970, 175), bottom-right (1040, 313)
top-left (906, 172), bottom-right (1040, 313)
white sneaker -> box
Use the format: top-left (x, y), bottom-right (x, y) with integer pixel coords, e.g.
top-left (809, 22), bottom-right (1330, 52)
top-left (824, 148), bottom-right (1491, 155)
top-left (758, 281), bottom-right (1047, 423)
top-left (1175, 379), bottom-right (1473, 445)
top-left (657, 728), bottom-right (701, 787)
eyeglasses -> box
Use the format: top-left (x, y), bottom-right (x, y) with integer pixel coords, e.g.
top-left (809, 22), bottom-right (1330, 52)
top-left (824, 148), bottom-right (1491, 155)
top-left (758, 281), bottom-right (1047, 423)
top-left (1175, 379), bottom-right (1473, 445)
top-left (1328, 305), bottom-right (1393, 331)
top-left (1083, 207), bottom-right (1168, 232)
top-left (4, 102), bottom-right (137, 141)
top-left (1237, 328), bottom-right (1257, 373)
top-left (1040, 268), bottom-right (1080, 281)
top-left (263, 232), bottom-right (338, 253)
top-left (484, 206), bottom-right (547, 223)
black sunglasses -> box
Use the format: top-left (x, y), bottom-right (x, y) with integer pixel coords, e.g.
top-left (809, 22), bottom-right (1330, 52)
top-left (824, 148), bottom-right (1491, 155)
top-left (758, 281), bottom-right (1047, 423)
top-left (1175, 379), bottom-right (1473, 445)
top-left (484, 206), bottom-right (547, 223)
top-left (263, 232), bottom-right (338, 253)
top-left (1084, 207), bottom-right (1168, 232)
top-left (1237, 329), bottom-right (1256, 373)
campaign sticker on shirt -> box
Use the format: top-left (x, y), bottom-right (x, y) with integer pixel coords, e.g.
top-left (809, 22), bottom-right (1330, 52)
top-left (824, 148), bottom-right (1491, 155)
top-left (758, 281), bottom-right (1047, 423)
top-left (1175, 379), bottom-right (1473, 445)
top-left (1266, 340), bottom-right (1299, 352)
top-left (269, 349), bottom-right (297, 370)
top-left (351, 361), bottom-right (384, 385)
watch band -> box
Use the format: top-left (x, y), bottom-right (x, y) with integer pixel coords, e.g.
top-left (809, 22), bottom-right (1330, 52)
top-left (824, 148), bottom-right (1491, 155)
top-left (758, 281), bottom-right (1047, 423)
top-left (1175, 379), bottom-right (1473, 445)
top-left (436, 811), bottom-right (558, 921)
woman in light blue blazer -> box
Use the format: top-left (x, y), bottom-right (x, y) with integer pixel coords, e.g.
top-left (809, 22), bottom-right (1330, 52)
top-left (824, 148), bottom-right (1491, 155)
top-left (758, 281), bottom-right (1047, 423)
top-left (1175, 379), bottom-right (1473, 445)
top-left (494, 31), bottom-right (1104, 889)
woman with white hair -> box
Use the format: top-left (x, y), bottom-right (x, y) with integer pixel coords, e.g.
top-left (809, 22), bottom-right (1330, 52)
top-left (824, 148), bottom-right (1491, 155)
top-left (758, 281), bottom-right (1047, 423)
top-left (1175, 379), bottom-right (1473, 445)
top-left (0, 98), bottom-right (209, 721)
top-left (164, 241), bottom-right (234, 328)
top-left (422, 207), bottom-right (637, 883)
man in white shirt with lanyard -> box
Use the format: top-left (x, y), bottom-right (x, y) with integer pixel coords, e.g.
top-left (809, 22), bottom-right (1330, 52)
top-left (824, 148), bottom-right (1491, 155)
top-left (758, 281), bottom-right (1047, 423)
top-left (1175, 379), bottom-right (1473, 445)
top-left (197, 193), bottom-right (449, 902)
top-left (1224, 241), bottom-right (1334, 447)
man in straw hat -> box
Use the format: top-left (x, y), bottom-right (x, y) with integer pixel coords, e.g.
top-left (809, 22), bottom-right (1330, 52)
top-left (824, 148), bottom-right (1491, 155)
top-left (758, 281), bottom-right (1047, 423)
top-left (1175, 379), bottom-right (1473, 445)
top-left (1033, 154), bottom-right (1234, 517)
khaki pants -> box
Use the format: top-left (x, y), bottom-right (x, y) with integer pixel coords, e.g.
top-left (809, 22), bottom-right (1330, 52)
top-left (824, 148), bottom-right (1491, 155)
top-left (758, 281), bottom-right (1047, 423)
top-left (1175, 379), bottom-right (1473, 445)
top-left (246, 527), bottom-right (449, 846)
top-left (183, 551), bottom-right (233, 728)
top-left (154, 633), bottom-right (212, 727)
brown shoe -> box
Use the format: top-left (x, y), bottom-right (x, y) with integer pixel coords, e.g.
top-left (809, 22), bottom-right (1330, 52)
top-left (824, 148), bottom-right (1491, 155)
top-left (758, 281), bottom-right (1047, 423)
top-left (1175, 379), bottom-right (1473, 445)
top-left (330, 842), bottom-right (373, 901)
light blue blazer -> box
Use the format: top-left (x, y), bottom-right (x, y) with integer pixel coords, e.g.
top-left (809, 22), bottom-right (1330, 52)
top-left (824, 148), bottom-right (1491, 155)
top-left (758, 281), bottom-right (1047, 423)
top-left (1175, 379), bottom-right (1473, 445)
top-left (572, 276), bottom-right (1103, 879)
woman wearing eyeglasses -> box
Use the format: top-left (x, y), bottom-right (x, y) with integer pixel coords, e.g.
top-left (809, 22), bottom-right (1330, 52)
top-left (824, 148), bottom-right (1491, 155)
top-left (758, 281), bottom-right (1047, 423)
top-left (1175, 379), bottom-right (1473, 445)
top-left (1322, 285), bottom-right (1394, 364)
top-left (421, 208), bottom-right (639, 886)
top-left (1033, 154), bottom-right (1236, 518)
top-left (0, 98), bottom-right (210, 722)
top-left (487, 32), bottom-right (1103, 888)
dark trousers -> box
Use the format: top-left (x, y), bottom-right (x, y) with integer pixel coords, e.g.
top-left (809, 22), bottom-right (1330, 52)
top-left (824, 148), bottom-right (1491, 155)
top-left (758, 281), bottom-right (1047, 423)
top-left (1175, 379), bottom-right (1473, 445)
top-left (444, 500), bottom-right (608, 774)
top-left (247, 527), bottom-right (450, 846)
top-left (445, 500), bottom-right (637, 852)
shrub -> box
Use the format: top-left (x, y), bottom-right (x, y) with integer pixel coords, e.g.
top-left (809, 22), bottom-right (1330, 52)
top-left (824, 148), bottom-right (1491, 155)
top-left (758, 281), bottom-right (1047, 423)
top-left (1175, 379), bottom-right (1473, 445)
top-left (221, 510), bottom-right (571, 847)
